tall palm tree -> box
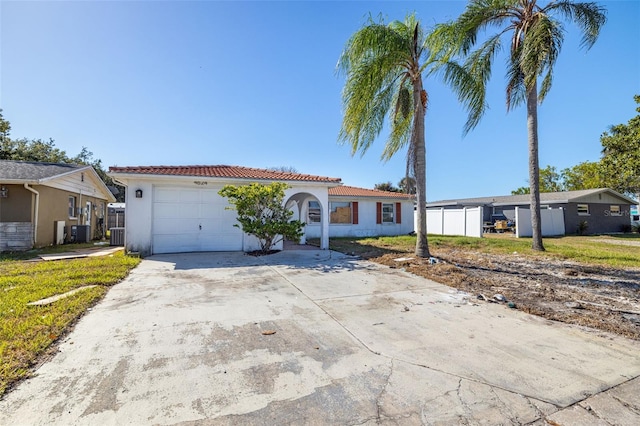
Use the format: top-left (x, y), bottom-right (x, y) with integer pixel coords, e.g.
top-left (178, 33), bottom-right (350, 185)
top-left (443, 0), bottom-right (606, 251)
top-left (338, 13), bottom-right (483, 258)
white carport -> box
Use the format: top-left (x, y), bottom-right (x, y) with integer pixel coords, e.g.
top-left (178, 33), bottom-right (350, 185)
top-left (108, 165), bottom-right (341, 256)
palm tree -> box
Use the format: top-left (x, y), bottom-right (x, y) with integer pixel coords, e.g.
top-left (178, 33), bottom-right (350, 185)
top-left (443, 0), bottom-right (606, 251)
top-left (337, 13), bottom-right (483, 257)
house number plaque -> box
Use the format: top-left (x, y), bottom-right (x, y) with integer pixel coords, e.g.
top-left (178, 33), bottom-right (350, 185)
top-left (194, 181), bottom-right (208, 186)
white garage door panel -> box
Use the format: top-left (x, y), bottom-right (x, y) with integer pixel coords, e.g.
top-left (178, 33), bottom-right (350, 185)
top-left (152, 187), bottom-right (242, 254)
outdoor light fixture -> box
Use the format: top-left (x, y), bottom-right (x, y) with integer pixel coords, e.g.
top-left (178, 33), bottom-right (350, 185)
top-left (135, 189), bottom-right (143, 198)
top-left (0, 186), bottom-right (7, 198)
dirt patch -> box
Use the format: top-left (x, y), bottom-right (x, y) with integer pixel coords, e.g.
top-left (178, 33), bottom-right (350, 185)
top-left (367, 248), bottom-right (640, 340)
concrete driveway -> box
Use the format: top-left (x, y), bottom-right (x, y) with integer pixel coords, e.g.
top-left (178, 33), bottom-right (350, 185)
top-left (2, 250), bottom-right (639, 425)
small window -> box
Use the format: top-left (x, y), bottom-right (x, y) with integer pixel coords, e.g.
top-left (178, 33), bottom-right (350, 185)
top-left (609, 205), bottom-right (621, 216)
top-left (382, 203), bottom-right (394, 223)
top-left (307, 201), bottom-right (321, 223)
top-left (330, 202), bottom-right (351, 224)
top-left (577, 204), bottom-right (589, 215)
top-left (633, 215), bottom-right (640, 222)
top-left (68, 196), bottom-right (77, 218)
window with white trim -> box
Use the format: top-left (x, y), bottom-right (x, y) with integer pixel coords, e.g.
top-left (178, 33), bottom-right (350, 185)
top-left (330, 202), bottom-right (351, 224)
top-left (307, 201), bottom-right (321, 223)
top-left (577, 204), bottom-right (589, 215)
top-left (382, 203), bottom-right (394, 223)
top-left (68, 196), bottom-right (77, 218)
top-left (609, 205), bottom-right (621, 216)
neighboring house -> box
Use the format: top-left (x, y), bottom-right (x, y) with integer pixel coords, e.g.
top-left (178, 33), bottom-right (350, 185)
top-left (0, 160), bottom-right (116, 251)
top-left (427, 188), bottom-right (638, 235)
top-left (304, 186), bottom-right (415, 239)
top-left (108, 165), bottom-right (342, 256)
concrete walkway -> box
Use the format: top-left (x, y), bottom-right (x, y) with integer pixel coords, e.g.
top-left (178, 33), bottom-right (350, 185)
top-left (1, 250), bottom-right (639, 425)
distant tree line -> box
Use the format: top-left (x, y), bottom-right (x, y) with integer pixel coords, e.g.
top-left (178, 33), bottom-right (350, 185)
top-left (511, 95), bottom-right (640, 198)
top-left (0, 110), bottom-right (124, 201)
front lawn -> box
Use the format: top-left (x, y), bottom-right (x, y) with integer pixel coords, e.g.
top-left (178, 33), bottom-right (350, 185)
top-left (0, 252), bottom-right (140, 396)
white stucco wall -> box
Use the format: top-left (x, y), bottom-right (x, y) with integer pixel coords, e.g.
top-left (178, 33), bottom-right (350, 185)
top-left (123, 182), bottom-right (154, 255)
top-left (305, 198), bottom-right (414, 238)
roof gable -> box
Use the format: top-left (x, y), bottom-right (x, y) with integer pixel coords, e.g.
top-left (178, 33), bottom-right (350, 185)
top-left (108, 165), bottom-right (342, 183)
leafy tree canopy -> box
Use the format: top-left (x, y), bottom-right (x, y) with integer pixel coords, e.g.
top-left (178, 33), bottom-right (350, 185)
top-left (600, 95), bottom-right (640, 196)
top-left (374, 182), bottom-right (400, 192)
top-left (218, 182), bottom-right (304, 254)
top-left (398, 176), bottom-right (416, 194)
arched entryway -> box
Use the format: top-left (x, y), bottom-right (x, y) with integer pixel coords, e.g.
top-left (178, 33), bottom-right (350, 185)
top-left (284, 191), bottom-right (329, 250)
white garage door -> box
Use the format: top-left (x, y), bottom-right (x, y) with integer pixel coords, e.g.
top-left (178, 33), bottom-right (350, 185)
top-left (152, 186), bottom-right (243, 254)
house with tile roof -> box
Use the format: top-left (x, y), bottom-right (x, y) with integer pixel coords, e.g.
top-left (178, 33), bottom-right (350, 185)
top-left (0, 160), bottom-right (116, 251)
top-left (427, 189), bottom-right (638, 236)
top-left (108, 165), bottom-right (416, 256)
top-left (108, 165), bottom-right (343, 256)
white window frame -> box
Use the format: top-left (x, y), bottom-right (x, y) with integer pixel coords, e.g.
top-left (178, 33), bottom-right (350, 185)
top-left (382, 203), bottom-right (394, 223)
top-left (68, 196), bottom-right (77, 219)
top-left (609, 205), bottom-right (621, 216)
top-left (329, 202), bottom-right (352, 224)
top-left (307, 201), bottom-right (321, 224)
top-left (577, 204), bottom-right (590, 216)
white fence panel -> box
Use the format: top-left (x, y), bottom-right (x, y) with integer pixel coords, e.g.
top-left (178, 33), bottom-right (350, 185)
top-left (419, 207), bottom-right (484, 238)
top-left (515, 207), bottom-right (565, 237)
top-left (465, 207), bottom-right (483, 238)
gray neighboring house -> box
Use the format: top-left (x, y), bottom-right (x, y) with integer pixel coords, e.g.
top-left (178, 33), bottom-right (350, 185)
top-left (427, 188), bottom-right (638, 235)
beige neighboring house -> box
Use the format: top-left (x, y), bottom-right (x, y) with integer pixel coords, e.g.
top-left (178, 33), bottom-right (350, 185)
top-left (0, 160), bottom-right (116, 251)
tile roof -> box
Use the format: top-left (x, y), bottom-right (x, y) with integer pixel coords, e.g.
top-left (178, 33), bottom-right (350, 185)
top-left (108, 165), bottom-right (342, 183)
top-left (0, 160), bottom-right (86, 181)
top-left (427, 188), bottom-right (637, 207)
top-left (329, 185), bottom-right (414, 199)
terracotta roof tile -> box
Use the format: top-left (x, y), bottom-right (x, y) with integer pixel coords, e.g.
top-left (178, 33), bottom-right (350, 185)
top-left (108, 165), bottom-right (342, 183)
top-left (329, 185), bottom-right (414, 200)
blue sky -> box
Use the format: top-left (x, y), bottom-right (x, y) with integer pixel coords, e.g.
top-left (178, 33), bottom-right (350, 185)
top-left (2, 0), bottom-right (638, 201)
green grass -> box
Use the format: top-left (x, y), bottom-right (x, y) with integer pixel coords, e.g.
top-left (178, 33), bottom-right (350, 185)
top-left (0, 243), bottom-right (99, 262)
top-left (324, 234), bottom-right (640, 268)
top-left (0, 252), bottom-right (140, 395)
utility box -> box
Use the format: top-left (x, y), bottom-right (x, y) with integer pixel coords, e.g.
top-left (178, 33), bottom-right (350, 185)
top-left (54, 221), bottom-right (65, 245)
top-left (110, 227), bottom-right (125, 246)
top-left (71, 225), bottom-right (91, 243)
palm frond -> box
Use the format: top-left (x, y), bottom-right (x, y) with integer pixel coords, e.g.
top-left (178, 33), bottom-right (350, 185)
top-left (546, 1), bottom-right (607, 49)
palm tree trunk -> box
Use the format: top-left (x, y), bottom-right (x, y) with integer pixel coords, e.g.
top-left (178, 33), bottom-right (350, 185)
top-left (413, 78), bottom-right (430, 258)
top-left (527, 83), bottom-right (545, 251)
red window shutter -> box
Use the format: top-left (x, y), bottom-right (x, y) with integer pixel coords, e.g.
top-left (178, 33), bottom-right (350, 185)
top-left (396, 202), bottom-right (402, 224)
top-left (352, 202), bottom-right (359, 224)
top-left (376, 202), bottom-right (382, 224)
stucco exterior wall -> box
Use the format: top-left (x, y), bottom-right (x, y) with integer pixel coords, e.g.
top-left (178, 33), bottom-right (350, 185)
top-left (305, 198), bottom-right (414, 238)
top-left (0, 184), bottom-right (32, 222)
top-left (123, 182), bottom-right (154, 255)
top-left (36, 186), bottom-right (107, 246)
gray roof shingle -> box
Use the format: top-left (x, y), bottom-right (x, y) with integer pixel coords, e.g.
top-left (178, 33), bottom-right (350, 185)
top-left (0, 160), bottom-right (87, 181)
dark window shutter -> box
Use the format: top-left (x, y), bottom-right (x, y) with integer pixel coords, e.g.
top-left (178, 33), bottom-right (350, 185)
top-left (352, 202), bottom-right (359, 224)
top-left (396, 202), bottom-right (402, 224)
top-left (376, 202), bottom-right (382, 224)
